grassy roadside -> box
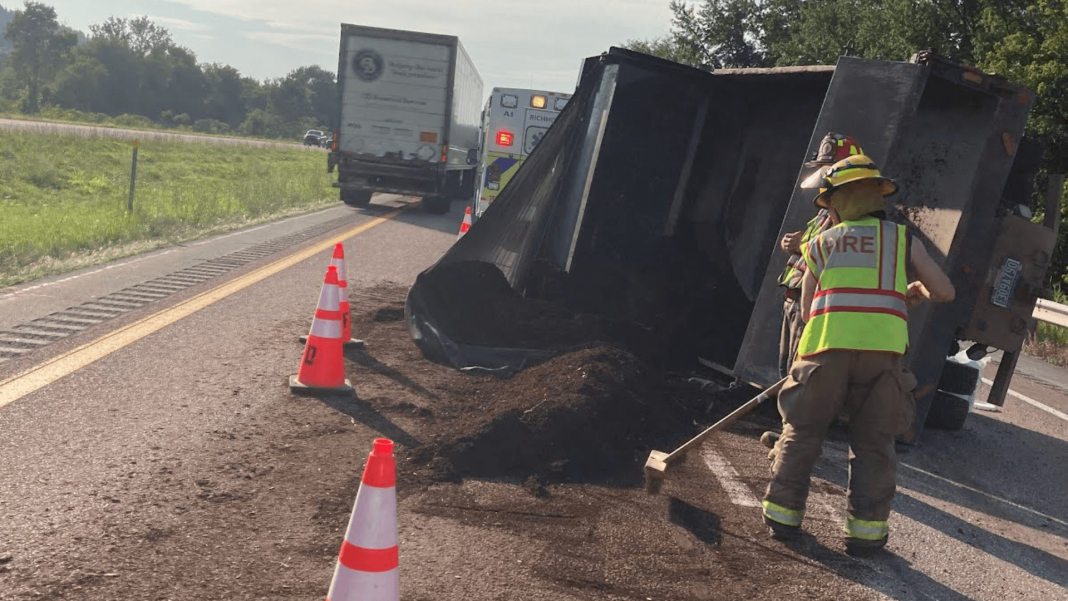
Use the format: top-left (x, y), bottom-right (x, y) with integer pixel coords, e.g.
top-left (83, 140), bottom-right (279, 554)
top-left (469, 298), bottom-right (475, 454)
top-left (0, 129), bottom-right (338, 289)
top-left (1023, 285), bottom-right (1068, 367)
top-left (0, 108), bottom-right (284, 145)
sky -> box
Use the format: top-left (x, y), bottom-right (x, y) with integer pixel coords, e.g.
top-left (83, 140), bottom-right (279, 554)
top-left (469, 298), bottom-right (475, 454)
top-left (25, 0), bottom-right (677, 93)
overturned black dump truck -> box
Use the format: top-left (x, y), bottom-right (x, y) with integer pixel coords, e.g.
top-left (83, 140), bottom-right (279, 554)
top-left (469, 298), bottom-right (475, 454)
top-left (406, 47), bottom-right (1058, 443)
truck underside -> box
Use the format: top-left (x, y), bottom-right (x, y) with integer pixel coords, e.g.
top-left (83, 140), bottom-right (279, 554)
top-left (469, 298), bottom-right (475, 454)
top-left (405, 48), bottom-right (1054, 443)
top-left (330, 154), bottom-right (476, 212)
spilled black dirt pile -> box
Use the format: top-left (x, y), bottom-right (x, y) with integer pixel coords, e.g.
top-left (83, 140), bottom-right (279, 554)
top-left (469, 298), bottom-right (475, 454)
top-left (405, 344), bottom-right (766, 485)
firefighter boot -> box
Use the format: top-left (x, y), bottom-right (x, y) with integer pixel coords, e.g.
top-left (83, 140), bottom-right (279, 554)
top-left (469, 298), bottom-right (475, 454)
top-left (846, 535), bottom-right (888, 557)
top-left (764, 515), bottom-right (801, 541)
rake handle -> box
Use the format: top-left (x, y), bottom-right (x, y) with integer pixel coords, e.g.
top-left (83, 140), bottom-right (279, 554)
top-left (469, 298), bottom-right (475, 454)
top-left (664, 377), bottom-right (789, 465)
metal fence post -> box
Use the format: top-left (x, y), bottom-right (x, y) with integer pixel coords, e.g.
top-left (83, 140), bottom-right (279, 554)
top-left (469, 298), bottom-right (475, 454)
top-left (128, 139), bottom-right (139, 213)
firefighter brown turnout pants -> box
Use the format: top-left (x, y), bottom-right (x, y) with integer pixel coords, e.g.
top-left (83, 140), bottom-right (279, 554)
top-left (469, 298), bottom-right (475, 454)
top-left (764, 350), bottom-right (917, 532)
top-left (779, 297), bottom-right (805, 379)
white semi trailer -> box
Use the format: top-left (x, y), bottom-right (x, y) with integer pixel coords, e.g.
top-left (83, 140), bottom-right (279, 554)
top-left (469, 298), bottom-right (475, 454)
top-left (327, 24), bottom-right (483, 214)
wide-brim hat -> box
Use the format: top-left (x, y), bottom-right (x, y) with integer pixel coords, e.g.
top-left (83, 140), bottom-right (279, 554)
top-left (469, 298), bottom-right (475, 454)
top-left (805, 154), bottom-right (898, 208)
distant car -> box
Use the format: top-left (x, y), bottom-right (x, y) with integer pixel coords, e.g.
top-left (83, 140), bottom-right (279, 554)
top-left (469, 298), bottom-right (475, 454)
top-left (303, 130), bottom-right (325, 146)
top-left (319, 133), bottom-right (332, 148)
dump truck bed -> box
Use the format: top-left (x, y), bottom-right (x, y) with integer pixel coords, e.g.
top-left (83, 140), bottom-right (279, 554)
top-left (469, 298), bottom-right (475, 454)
top-left (406, 47), bottom-right (1050, 443)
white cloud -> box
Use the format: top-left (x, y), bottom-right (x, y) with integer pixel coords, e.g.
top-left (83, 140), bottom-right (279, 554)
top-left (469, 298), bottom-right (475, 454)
top-left (245, 31), bottom-right (338, 50)
top-left (159, 0), bottom-right (674, 90)
top-left (144, 14), bottom-right (212, 32)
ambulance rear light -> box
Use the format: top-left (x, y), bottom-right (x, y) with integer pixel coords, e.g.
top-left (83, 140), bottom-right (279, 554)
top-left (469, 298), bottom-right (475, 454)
top-left (501, 94), bottom-right (518, 108)
top-left (554, 97), bottom-right (568, 111)
top-left (496, 131), bottom-right (514, 147)
top-left (531, 95), bottom-right (547, 109)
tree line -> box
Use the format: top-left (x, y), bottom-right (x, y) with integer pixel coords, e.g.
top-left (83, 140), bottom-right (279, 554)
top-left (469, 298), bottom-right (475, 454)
top-left (0, 2), bottom-right (337, 139)
top-left (626, 0), bottom-right (1068, 283)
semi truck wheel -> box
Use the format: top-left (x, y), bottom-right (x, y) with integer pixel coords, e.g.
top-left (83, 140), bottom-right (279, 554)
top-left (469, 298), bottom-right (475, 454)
top-left (422, 196), bottom-right (451, 214)
top-left (341, 189), bottom-right (372, 207)
top-left (937, 360), bottom-right (980, 396)
top-left (924, 391), bottom-right (971, 431)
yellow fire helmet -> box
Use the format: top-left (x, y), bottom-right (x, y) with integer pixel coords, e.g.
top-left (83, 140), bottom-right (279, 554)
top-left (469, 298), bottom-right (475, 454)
top-left (809, 154), bottom-right (898, 209)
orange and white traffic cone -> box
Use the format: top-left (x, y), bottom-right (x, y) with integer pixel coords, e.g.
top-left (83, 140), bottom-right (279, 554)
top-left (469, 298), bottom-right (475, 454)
top-left (302, 244), bottom-right (364, 349)
top-left (456, 206), bottom-right (473, 240)
top-left (325, 438), bottom-right (399, 601)
top-left (290, 264), bottom-right (354, 396)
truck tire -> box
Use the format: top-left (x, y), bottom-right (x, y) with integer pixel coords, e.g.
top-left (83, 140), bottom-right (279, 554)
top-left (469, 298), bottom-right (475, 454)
top-left (937, 360), bottom-right (980, 396)
top-left (925, 391), bottom-right (971, 431)
top-left (422, 195), bottom-right (451, 214)
top-left (341, 189), bottom-right (372, 207)
top-left (457, 170), bottom-right (477, 200)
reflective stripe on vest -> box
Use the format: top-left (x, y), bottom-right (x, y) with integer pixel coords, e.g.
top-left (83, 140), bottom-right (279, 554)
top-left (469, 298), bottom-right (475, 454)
top-left (798, 217), bottom-right (908, 357)
top-left (778, 211), bottom-right (832, 289)
top-left (810, 288), bottom-right (907, 320)
top-left (845, 516), bottom-right (889, 540)
top-left (762, 499), bottom-right (803, 527)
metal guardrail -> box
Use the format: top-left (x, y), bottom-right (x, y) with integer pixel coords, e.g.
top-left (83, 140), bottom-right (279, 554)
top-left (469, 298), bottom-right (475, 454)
top-left (1034, 298), bottom-right (1068, 328)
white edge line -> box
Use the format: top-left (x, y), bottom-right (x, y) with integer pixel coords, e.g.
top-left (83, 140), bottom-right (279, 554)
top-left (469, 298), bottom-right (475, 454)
top-left (899, 462), bottom-right (1068, 529)
top-left (979, 377), bottom-right (1068, 422)
top-left (700, 447), bottom-right (761, 508)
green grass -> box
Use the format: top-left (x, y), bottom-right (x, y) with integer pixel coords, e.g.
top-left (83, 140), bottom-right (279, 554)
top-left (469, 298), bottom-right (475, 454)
top-left (0, 129), bottom-right (338, 288)
top-left (0, 109), bottom-right (278, 143)
top-left (1025, 284), bottom-right (1068, 366)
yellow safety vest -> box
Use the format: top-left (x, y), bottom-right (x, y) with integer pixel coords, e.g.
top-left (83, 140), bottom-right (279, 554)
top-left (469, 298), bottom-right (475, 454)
top-left (797, 217), bottom-right (908, 357)
top-left (778, 210), bottom-right (832, 289)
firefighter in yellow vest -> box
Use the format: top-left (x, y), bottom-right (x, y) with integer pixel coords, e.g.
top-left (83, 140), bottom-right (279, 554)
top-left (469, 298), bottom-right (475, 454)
top-left (761, 155), bottom-right (955, 556)
top-left (777, 133), bottom-right (866, 379)
top-left (763, 134), bottom-right (866, 457)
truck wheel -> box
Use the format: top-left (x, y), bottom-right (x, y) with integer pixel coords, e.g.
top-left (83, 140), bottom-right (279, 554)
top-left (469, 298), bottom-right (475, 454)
top-left (925, 391), bottom-right (971, 431)
top-left (341, 189), bottom-right (372, 207)
top-left (456, 170), bottom-right (477, 200)
top-left (938, 360), bottom-right (980, 396)
top-left (422, 196), bottom-right (451, 214)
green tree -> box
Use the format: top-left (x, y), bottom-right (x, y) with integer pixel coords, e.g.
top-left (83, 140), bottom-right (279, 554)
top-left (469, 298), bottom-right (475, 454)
top-left (287, 65), bottom-right (338, 130)
top-left (3, 1), bottom-right (76, 113)
top-left (203, 64), bottom-right (247, 127)
top-left (979, 0), bottom-right (1068, 168)
top-left (622, 35), bottom-right (704, 67)
top-left (624, 0), bottom-right (769, 68)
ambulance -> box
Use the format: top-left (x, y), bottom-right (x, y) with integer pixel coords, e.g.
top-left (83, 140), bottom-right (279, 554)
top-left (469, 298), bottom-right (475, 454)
top-left (472, 87), bottom-right (572, 217)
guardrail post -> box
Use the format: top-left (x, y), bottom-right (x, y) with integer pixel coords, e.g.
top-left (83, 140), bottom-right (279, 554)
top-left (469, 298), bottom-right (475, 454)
top-left (128, 139), bottom-right (139, 213)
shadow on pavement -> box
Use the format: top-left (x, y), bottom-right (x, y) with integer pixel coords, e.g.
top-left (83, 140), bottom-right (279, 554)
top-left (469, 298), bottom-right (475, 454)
top-left (785, 534), bottom-right (976, 601)
top-left (901, 412), bottom-right (1068, 527)
top-left (313, 392), bottom-right (422, 450)
top-left (668, 498), bottom-right (722, 546)
top-left (343, 195), bottom-right (465, 236)
top-left (344, 346), bottom-right (441, 402)
top-left (810, 430), bottom-right (1068, 593)
top-left (895, 490), bottom-right (1068, 589)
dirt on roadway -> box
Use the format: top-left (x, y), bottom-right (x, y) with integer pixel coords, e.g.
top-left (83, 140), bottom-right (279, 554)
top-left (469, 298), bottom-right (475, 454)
top-left (0, 283), bottom-right (904, 600)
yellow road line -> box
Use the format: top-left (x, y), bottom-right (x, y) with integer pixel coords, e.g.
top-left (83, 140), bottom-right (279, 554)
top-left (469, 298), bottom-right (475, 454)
top-left (0, 209), bottom-right (404, 410)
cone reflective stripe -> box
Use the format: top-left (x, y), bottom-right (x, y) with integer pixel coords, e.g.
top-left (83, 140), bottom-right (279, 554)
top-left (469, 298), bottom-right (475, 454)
top-left (330, 243), bottom-right (352, 343)
top-left (457, 206), bottom-right (473, 240)
top-left (326, 439), bottom-right (399, 601)
top-left (290, 265), bottom-right (351, 393)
